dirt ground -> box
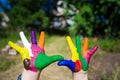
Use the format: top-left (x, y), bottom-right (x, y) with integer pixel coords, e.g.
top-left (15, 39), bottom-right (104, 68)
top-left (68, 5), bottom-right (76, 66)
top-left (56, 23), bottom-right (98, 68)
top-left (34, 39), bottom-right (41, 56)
top-left (89, 51), bottom-right (120, 80)
top-left (0, 36), bottom-right (120, 80)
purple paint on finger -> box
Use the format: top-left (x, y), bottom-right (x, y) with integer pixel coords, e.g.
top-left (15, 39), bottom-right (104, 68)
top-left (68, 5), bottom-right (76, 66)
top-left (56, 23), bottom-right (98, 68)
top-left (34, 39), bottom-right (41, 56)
top-left (31, 30), bottom-right (37, 44)
top-left (86, 46), bottom-right (98, 64)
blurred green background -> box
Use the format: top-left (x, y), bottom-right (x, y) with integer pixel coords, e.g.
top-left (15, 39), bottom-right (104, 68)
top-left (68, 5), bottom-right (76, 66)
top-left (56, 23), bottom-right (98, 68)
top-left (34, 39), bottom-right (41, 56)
top-left (0, 0), bottom-right (120, 80)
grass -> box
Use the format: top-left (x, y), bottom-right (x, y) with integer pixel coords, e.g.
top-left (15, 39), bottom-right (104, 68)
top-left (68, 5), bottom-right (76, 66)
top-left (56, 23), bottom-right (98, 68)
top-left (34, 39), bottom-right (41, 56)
top-left (112, 64), bottom-right (120, 80)
top-left (66, 36), bottom-right (120, 53)
top-left (0, 32), bottom-right (65, 72)
top-left (0, 31), bottom-right (120, 72)
top-left (1, 31), bottom-right (120, 52)
top-left (0, 55), bottom-right (16, 71)
top-left (88, 38), bottom-right (120, 53)
top-left (102, 63), bottom-right (120, 80)
top-left (0, 32), bottom-right (120, 80)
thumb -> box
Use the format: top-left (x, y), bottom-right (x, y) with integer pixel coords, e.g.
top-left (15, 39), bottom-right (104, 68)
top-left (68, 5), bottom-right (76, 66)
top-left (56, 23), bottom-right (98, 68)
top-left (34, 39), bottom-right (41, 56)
top-left (50, 55), bottom-right (64, 62)
top-left (35, 54), bottom-right (63, 70)
top-left (58, 60), bottom-right (76, 72)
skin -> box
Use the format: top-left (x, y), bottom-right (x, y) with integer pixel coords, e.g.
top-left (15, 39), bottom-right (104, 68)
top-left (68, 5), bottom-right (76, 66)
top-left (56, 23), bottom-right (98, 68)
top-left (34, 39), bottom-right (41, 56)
top-left (58, 36), bottom-right (98, 71)
top-left (9, 30), bottom-right (63, 80)
top-left (73, 70), bottom-right (88, 80)
top-left (22, 69), bottom-right (41, 80)
top-left (9, 31), bottom-right (98, 80)
top-left (58, 36), bottom-right (98, 80)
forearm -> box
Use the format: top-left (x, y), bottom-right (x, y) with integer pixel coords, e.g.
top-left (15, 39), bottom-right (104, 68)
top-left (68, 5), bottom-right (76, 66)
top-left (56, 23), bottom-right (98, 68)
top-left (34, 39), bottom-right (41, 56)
top-left (21, 69), bottom-right (41, 80)
top-left (73, 70), bottom-right (88, 80)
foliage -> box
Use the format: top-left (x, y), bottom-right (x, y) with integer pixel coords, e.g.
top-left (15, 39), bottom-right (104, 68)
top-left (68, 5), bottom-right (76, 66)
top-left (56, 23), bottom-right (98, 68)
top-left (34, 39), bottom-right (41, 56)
top-left (0, 31), bottom-right (19, 49)
top-left (8, 0), bottom-right (49, 30)
top-left (1, 0), bottom-right (120, 38)
top-left (64, 36), bottom-right (120, 53)
top-left (88, 38), bottom-right (120, 53)
top-left (66, 0), bottom-right (120, 38)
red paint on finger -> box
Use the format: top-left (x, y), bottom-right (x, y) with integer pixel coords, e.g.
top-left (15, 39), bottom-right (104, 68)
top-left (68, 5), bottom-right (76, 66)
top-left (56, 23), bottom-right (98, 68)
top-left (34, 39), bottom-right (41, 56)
top-left (75, 60), bottom-right (82, 72)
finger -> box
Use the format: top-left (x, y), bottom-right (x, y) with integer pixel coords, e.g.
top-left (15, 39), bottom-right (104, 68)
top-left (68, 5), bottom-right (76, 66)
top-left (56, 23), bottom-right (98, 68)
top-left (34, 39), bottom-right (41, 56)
top-left (58, 60), bottom-right (76, 72)
top-left (75, 60), bottom-right (82, 72)
top-left (38, 31), bottom-right (45, 49)
top-left (75, 36), bottom-right (89, 71)
top-left (8, 41), bottom-right (22, 54)
top-left (76, 36), bottom-right (82, 60)
top-left (31, 30), bottom-right (37, 44)
top-left (86, 46), bottom-right (98, 64)
top-left (19, 31), bottom-right (30, 48)
top-left (81, 58), bottom-right (89, 71)
top-left (58, 60), bottom-right (82, 72)
top-left (35, 53), bottom-right (63, 70)
top-left (19, 31), bottom-right (33, 57)
top-left (66, 36), bottom-right (79, 62)
top-left (8, 41), bottom-right (30, 60)
top-left (23, 59), bottom-right (31, 70)
top-left (50, 55), bottom-right (64, 62)
top-left (82, 37), bottom-right (88, 57)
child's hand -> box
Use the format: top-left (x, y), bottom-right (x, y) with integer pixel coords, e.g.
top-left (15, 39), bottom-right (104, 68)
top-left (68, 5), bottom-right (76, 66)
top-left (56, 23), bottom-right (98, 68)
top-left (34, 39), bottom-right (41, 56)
top-left (8, 41), bottom-right (31, 70)
top-left (58, 36), bottom-right (98, 72)
top-left (8, 30), bottom-right (64, 72)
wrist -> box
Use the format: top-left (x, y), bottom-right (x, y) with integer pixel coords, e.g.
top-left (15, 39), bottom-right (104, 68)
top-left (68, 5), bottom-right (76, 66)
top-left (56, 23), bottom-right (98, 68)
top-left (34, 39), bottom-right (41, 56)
top-left (73, 70), bottom-right (88, 80)
top-left (21, 69), bottom-right (41, 80)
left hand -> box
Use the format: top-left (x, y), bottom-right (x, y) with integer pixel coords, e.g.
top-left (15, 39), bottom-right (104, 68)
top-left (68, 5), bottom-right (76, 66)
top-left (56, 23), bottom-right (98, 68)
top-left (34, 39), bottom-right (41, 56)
top-left (58, 36), bottom-right (98, 72)
top-left (8, 30), bottom-right (64, 72)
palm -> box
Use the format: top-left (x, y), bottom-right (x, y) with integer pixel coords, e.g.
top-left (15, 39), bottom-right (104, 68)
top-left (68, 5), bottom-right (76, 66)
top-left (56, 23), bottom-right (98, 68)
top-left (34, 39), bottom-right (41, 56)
top-left (58, 36), bottom-right (98, 72)
top-left (8, 30), bottom-right (63, 72)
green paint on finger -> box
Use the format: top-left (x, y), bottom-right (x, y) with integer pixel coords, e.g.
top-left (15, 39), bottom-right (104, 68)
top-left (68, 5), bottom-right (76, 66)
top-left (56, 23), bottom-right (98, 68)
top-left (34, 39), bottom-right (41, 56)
top-left (35, 52), bottom-right (64, 70)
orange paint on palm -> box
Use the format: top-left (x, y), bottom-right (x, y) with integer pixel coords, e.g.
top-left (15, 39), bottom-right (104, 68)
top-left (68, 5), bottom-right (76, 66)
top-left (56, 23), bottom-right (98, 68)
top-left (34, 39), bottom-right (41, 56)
top-left (38, 31), bottom-right (45, 49)
top-left (82, 37), bottom-right (88, 57)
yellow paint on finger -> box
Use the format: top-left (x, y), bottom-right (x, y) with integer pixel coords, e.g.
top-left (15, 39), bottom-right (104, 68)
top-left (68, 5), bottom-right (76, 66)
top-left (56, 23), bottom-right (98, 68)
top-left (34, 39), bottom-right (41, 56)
top-left (66, 36), bottom-right (79, 62)
top-left (8, 41), bottom-right (30, 61)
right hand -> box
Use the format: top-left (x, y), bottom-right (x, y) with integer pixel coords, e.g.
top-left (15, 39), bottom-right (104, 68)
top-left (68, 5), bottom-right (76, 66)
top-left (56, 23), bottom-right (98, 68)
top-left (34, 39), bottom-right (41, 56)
top-left (58, 36), bottom-right (98, 72)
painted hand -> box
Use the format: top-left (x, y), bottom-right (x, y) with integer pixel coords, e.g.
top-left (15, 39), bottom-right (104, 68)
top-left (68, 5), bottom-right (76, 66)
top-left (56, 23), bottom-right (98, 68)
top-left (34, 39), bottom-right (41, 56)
top-left (58, 36), bottom-right (98, 72)
top-left (8, 30), bottom-right (64, 72)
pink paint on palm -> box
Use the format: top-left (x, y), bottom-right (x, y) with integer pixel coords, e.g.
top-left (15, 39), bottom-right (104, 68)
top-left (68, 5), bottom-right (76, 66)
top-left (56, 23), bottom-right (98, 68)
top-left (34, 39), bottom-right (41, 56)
top-left (86, 46), bottom-right (98, 64)
top-left (30, 44), bottom-right (44, 72)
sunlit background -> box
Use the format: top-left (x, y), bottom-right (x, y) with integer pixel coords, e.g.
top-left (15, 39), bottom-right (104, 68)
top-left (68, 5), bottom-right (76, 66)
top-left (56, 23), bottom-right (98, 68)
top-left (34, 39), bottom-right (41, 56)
top-left (0, 0), bottom-right (120, 80)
